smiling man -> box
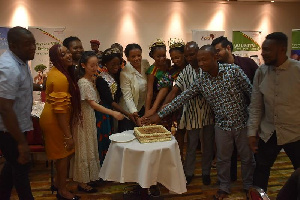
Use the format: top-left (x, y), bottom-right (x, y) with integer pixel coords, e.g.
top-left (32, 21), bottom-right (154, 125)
top-left (248, 32), bottom-right (300, 192)
top-left (144, 45), bottom-right (255, 199)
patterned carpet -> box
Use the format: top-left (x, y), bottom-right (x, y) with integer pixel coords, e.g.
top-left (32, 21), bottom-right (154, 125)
top-left (2, 150), bottom-right (293, 200)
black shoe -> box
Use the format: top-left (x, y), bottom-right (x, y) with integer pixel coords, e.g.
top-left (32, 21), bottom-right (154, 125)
top-left (56, 193), bottom-right (80, 200)
top-left (50, 185), bottom-right (58, 194)
top-left (202, 174), bottom-right (211, 185)
top-left (77, 184), bottom-right (98, 193)
top-left (186, 174), bottom-right (194, 185)
top-left (87, 178), bottom-right (103, 187)
top-left (149, 185), bottom-right (160, 196)
top-left (231, 175), bottom-right (237, 182)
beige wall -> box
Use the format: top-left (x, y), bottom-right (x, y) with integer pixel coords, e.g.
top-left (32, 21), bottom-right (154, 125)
top-left (0, 0), bottom-right (299, 61)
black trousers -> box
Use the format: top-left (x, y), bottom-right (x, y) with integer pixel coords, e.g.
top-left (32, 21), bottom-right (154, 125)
top-left (253, 132), bottom-right (300, 192)
top-left (276, 168), bottom-right (300, 200)
top-left (0, 131), bottom-right (34, 200)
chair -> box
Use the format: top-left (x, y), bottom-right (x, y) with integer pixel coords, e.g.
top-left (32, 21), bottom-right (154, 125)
top-left (26, 117), bottom-right (46, 167)
top-left (27, 116), bottom-right (55, 191)
top-left (248, 186), bottom-right (270, 200)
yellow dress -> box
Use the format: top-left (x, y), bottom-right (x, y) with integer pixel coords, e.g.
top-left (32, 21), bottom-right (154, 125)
top-left (40, 67), bottom-right (74, 160)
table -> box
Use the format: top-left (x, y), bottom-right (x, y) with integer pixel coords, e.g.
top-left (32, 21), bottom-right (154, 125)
top-left (99, 130), bottom-right (187, 194)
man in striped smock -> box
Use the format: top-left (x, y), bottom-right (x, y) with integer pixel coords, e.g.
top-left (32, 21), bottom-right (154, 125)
top-left (162, 41), bottom-right (215, 185)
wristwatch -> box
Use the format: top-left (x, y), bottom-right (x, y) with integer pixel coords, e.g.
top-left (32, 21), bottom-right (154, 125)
top-left (39, 84), bottom-right (43, 90)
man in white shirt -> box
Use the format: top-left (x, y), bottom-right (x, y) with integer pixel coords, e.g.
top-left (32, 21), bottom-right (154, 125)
top-left (248, 32), bottom-right (300, 192)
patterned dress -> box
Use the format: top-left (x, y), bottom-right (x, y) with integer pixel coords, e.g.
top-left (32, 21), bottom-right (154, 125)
top-left (73, 78), bottom-right (100, 183)
top-left (95, 72), bottom-right (120, 166)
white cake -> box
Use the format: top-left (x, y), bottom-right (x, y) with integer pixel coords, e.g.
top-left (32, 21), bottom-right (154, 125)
top-left (134, 125), bottom-right (172, 143)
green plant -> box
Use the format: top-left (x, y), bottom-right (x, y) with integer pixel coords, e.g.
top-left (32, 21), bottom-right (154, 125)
top-left (34, 64), bottom-right (47, 72)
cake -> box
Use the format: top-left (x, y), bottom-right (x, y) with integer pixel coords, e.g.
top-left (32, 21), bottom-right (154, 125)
top-left (134, 125), bottom-right (172, 143)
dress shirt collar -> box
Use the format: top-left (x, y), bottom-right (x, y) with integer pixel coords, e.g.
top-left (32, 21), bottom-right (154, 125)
top-left (204, 63), bottom-right (226, 77)
top-left (272, 57), bottom-right (290, 71)
top-left (7, 50), bottom-right (27, 66)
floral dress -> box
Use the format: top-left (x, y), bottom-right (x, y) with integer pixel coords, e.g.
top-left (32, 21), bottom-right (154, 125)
top-left (73, 78), bottom-right (101, 183)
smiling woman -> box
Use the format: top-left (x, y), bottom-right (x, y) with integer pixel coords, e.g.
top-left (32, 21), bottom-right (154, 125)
top-left (39, 44), bottom-right (81, 200)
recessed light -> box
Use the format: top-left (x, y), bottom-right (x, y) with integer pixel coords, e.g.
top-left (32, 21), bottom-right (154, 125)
top-left (271, 0), bottom-right (275, 2)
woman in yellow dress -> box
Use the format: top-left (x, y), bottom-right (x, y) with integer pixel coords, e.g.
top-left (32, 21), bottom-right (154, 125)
top-left (40, 44), bottom-right (81, 200)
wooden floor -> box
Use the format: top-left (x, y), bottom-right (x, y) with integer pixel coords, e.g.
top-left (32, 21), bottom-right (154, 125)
top-left (0, 148), bottom-right (294, 200)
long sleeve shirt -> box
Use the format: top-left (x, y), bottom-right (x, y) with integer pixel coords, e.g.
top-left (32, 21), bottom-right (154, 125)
top-left (247, 58), bottom-right (300, 145)
top-left (175, 64), bottom-right (214, 130)
top-left (158, 63), bottom-right (252, 131)
top-left (233, 55), bottom-right (258, 83)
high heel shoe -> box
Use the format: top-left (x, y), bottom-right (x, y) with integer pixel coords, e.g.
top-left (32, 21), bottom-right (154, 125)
top-left (56, 193), bottom-right (80, 200)
top-left (50, 185), bottom-right (58, 194)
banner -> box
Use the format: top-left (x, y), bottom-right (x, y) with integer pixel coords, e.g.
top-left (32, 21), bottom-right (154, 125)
top-left (0, 27), bottom-right (10, 56)
top-left (232, 31), bottom-right (262, 65)
top-left (291, 29), bottom-right (300, 61)
top-left (192, 30), bottom-right (225, 47)
top-left (28, 27), bottom-right (66, 77)
top-left (28, 27), bottom-right (66, 102)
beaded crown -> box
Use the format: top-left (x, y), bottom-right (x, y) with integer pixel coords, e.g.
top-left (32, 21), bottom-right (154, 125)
top-left (168, 38), bottom-right (185, 49)
top-left (149, 39), bottom-right (166, 50)
top-left (104, 47), bottom-right (121, 56)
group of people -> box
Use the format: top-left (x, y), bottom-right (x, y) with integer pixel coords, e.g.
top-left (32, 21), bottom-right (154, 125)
top-left (0, 26), bottom-right (299, 200)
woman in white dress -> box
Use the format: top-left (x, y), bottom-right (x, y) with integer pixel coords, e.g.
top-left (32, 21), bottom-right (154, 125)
top-left (73, 51), bottom-right (123, 193)
top-left (118, 43), bottom-right (150, 131)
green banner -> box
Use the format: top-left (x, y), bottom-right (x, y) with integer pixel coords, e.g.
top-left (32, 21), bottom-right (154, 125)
top-left (292, 29), bottom-right (300, 50)
top-left (232, 31), bottom-right (261, 52)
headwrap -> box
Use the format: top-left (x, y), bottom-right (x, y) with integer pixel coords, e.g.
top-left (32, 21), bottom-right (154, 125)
top-left (90, 40), bottom-right (100, 45)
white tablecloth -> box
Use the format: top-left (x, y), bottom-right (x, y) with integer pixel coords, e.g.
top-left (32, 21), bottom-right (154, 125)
top-left (99, 130), bottom-right (187, 194)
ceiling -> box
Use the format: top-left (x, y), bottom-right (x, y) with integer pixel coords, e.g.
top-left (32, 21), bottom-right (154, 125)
top-left (127, 0), bottom-right (300, 2)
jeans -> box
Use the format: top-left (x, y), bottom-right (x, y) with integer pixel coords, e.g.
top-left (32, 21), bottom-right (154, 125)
top-left (215, 126), bottom-right (255, 194)
top-left (0, 131), bottom-right (34, 200)
top-left (184, 125), bottom-right (215, 176)
top-left (253, 133), bottom-right (300, 192)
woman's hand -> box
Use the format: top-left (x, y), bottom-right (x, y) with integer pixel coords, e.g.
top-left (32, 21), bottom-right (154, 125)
top-left (113, 111), bottom-right (125, 120)
top-left (128, 113), bottom-right (137, 124)
top-left (64, 137), bottom-right (75, 151)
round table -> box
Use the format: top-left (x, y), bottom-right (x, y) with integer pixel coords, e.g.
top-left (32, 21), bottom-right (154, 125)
top-left (99, 130), bottom-right (187, 194)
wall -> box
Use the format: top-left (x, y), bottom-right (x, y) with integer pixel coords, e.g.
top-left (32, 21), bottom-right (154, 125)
top-left (0, 0), bottom-right (299, 61)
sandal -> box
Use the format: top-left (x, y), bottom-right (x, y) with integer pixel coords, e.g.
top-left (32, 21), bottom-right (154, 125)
top-left (77, 184), bottom-right (97, 193)
top-left (213, 189), bottom-right (229, 200)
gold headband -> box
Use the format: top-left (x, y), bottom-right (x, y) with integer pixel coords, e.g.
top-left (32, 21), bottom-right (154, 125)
top-left (149, 38), bottom-right (166, 50)
top-left (168, 38), bottom-right (185, 49)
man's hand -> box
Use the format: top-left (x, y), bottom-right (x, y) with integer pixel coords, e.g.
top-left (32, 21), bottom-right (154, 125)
top-left (248, 136), bottom-right (258, 153)
top-left (141, 113), bottom-right (161, 126)
top-left (17, 143), bottom-right (31, 164)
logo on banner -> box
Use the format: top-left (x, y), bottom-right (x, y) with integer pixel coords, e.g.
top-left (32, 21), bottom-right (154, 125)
top-left (233, 31), bottom-right (261, 52)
